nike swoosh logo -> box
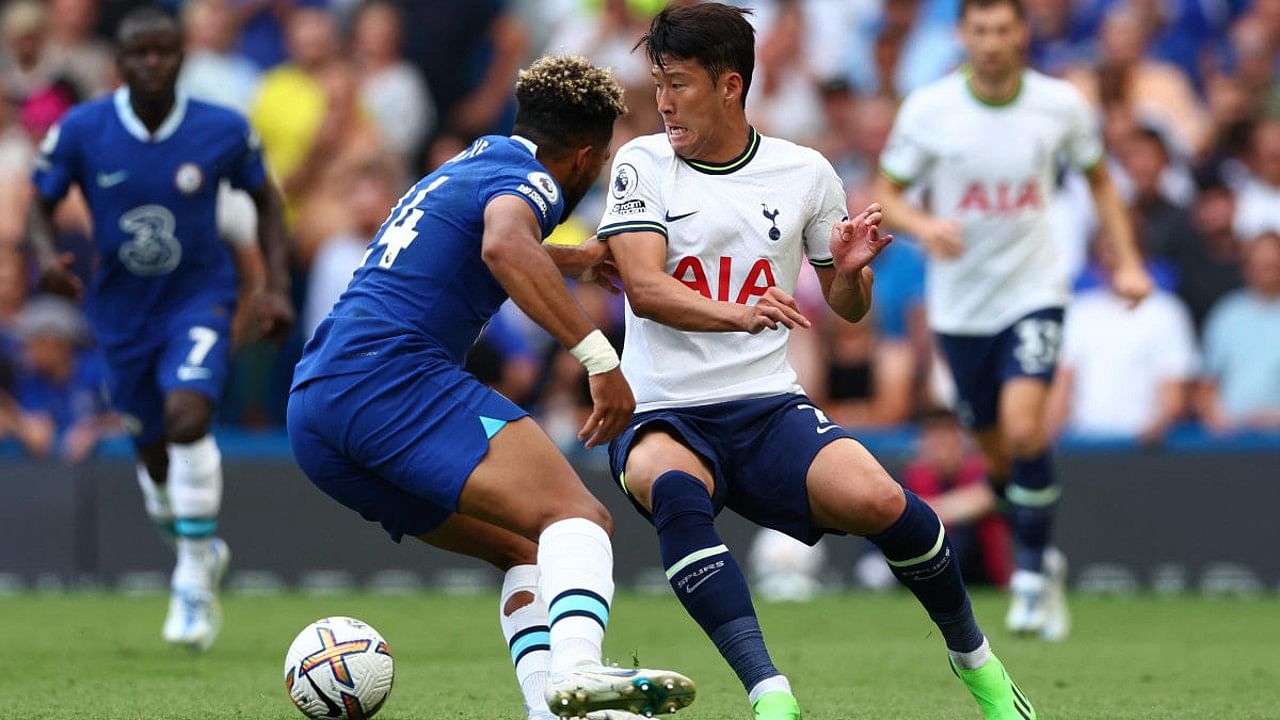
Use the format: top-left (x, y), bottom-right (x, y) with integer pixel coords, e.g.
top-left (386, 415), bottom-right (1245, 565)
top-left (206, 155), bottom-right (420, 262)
top-left (664, 210), bottom-right (698, 222)
top-left (684, 568), bottom-right (722, 593)
top-left (96, 170), bottom-right (128, 188)
top-left (816, 425), bottom-right (841, 434)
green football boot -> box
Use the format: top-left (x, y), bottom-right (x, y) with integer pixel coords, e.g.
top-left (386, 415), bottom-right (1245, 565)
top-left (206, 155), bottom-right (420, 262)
top-left (951, 654), bottom-right (1036, 720)
top-left (752, 690), bottom-right (802, 720)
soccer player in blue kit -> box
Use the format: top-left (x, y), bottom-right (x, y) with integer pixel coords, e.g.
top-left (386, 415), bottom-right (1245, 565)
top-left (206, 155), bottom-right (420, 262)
top-left (287, 56), bottom-right (695, 720)
top-left (29, 7), bottom-right (293, 652)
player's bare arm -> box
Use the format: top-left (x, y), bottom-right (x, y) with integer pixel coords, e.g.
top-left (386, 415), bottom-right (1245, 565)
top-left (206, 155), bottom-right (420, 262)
top-left (608, 228), bottom-right (810, 333)
top-left (482, 195), bottom-right (634, 447)
top-left (27, 197), bottom-right (84, 300)
top-left (872, 173), bottom-right (964, 259)
top-left (817, 203), bottom-right (895, 323)
top-left (1084, 162), bottom-right (1153, 307)
top-left (249, 181), bottom-right (295, 342)
top-left (542, 235), bottom-right (622, 294)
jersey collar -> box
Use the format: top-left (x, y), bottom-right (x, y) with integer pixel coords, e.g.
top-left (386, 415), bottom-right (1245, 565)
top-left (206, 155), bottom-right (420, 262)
top-left (510, 134), bottom-right (539, 157)
top-left (113, 86), bottom-right (189, 143)
top-left (681, 126), bottom-right (760, 175)
top-left (962, 66), bottom-right (1024, 108)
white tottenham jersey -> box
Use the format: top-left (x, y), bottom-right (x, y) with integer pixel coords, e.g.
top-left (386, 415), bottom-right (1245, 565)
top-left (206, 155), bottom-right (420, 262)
top-left (880, 69), bottom-right (1103, 335)
top-left (597, 129), bottom-right (846, 411)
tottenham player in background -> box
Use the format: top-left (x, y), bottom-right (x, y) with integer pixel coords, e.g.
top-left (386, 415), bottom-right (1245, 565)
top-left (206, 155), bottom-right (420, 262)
top-left (28, 7), bottom-right (292, 652)
top-left (874, 0), bottom-right (1152, 641)
top-left (598, 5), bottom-right (1035, 720)
top-left (288, 56), bottom-right (695, 720)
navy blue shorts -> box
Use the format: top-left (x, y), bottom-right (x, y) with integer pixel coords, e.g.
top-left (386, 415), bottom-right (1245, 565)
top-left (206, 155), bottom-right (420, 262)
top-left (102, 305), bottom-right (234, 446)
top-left (608, 393), bottom-right (856, 545)
top-left (286, 356), bottom-right (528, 542)
top-left (935, 307), bottom-right (1064, 430)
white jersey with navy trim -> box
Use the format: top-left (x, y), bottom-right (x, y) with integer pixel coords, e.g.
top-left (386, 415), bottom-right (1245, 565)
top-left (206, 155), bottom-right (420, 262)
top-left (880, 69), bottom-right (1104, 335)
top-left (597, 129), bottom-right (847, 411)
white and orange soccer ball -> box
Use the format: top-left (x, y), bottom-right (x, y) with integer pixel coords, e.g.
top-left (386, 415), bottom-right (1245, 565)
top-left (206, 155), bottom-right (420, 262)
top-left (284, 616), bottom-right (395, 720)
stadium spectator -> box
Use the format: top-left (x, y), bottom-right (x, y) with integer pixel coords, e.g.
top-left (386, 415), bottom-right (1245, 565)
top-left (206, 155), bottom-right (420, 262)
top-left (303, 153), bottom-right (401, 340)
top-left (1160, 175), bottom-right (1245, 333)
top-left (1050, 238), bottom-right (1199, 443)
top-left (351, 1), bottom-right (434, 165)
top-left (1117, 126), bottom-right (1198, 259)
top-left (546, 0), bottom-right (653, 89)
top-left (900, 408), bottom-right (1010, 586)
top-left (400, 0), bottom-right (527, 141)
top-left (1, 1), bottom-right (58, 101)
top-left (1065, 4), bottom-right (1211, 159)
top-left (46, 0), bottom-right (115, 99)
top-left (1200, 232), bottom-right (1280, 432)
top-left (1025, 0), bottom-right (1093, 76)
top-left (250, 8), bottom-right (382, 262)
top-left (179, 0), bottom-right (263, 113)
top-left (845, 0), bottom-right (961, 99)
top-left (3, 296), bottom-right (119, 462)
top-left (0, 89), bottom-right (35, 249)
top-left (231, 0), bottom-right (317, 70)
top-left (748, 0), bottom-right (825, 144)
top-left (1232, 119), bottom-right (1280, 242)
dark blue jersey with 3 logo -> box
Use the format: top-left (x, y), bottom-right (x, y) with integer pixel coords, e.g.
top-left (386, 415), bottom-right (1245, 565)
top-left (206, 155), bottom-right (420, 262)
top-left (31, 88), bottom-right (266, 347)
top-left (293, 135), bottom-right (564, 388)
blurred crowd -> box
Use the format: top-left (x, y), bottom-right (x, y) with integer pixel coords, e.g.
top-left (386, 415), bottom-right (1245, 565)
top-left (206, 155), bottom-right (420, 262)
top-left (1, 0), bottom-right (1279, 464)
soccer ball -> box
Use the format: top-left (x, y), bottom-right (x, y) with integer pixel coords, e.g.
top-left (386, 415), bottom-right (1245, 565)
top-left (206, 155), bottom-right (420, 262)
top-left (284, 616), bottom-right (395, 719)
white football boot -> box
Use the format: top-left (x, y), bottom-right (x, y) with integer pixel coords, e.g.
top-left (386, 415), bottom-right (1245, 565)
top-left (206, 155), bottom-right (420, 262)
top-left (1004, 569), bottom-right (1047, 636)
top-left (163, 537), bottom-right (230, 651)
top-left (546, 665), bottom-right (696, 718)
top-left (1039, 547), bottom-right (1071, 641)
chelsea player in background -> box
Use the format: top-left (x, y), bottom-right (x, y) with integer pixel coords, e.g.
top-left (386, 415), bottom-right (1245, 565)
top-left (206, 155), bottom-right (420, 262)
top-left (29, 7), bottom-right (293, 652)
top-left (288, 55), bottom-right (695, 720)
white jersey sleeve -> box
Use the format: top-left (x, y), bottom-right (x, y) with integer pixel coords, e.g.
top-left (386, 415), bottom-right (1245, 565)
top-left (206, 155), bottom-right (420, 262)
top-left (803, 158), bottom-right (847, 268)
top-left (597, 140), bottom-right (668, 241)
top-left (878, 92), bottom-right (935, 186)
top-left (1061, 86), bottom-right (1104, 171)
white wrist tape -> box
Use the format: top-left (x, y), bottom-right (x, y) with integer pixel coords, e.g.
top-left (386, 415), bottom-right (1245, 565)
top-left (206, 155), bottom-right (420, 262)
top-left (569, 329), bottom-right (620, 376)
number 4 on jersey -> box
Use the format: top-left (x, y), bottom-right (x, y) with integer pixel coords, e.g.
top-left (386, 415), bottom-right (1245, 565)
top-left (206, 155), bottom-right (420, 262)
top-left (366, 175), bottom-right (450, 269)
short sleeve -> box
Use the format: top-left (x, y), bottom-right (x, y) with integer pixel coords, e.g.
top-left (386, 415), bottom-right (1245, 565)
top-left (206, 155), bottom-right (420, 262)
top-left (480, 163), bottom-right (565, 238)
top-left (1200, 297), bottom-right (1233, 379)
top-left (597, 143), bottom-right (667, 240)
top-left (1061, 88), bottom-right (1104, 171)
top-left (31, 122), bottom-right (78, 202)
top-left (878, 93), bottom-right (934, 187)
top-left (803, 159), bottom-right (847, 268)
top-left (227, 118), bottom-right (268, 193)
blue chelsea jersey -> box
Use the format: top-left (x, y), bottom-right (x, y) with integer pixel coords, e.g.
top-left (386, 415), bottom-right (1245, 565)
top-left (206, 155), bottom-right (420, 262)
top-left (293, 135), bottom-right (565, 386)
top-left (31, 88), bottom-right (266, 347)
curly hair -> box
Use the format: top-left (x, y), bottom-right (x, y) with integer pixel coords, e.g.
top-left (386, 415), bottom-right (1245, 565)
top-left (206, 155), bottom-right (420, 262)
top-left (513, 55), bottom-right (627, 157)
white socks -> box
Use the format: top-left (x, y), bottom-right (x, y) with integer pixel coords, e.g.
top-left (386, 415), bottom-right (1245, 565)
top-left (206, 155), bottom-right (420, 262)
top-left (949, 636), bottom-right (993, 671)
top-left (538, 518), bottom-right (614, 674)
top-left (136, 464), bottom-right (175, 545)
top-left (500, 565), bottom-right (552, 715)
top-left (748, 674), bottom-right (793, 704)
top-left (167, 436), bottom-right (223, 591)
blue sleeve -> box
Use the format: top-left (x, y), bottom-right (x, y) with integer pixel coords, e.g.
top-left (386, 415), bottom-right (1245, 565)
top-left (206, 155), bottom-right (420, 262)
top-left (31, 119), bottom-right (80, 203)
top-left (227, 116), bottom-right (268, 193)
top-left (477, 163), bottom-right (564, 238)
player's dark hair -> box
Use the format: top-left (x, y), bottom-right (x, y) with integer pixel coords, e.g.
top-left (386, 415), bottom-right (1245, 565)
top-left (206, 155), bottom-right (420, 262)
top-left (960, 0), bottom-right (1026, 20)
top-left (512, 55), bottom-right (627, 158)
top-left (637, 3), bottom-right (756, 107)
top-left (116, 5), bottom-right (181, 46)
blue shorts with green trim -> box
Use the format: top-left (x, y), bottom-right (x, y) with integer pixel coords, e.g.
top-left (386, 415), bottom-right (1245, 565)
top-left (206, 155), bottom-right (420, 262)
top-left (287, 356), bottom-right (527, 541)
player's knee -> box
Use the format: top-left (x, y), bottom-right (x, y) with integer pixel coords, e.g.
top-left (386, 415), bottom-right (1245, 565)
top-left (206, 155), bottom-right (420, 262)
top-left (864, 477), bottom-right (907, 533)
top-left (543, 496), bottom-right (613, 537)
top-left (1002, 418), bottom-right (1047, 458)
top-left (165, 412), bottom-right (211, 445)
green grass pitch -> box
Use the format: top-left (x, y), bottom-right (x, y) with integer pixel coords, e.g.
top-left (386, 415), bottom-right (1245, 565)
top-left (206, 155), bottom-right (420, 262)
top-left (3, 591), bottom-right (1277, 719)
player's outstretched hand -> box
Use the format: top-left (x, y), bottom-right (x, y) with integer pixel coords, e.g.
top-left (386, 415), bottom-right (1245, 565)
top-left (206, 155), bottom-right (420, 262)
top-left (573, 237), bottom-right (623, 295)
top-left (254, 289), bottom-right (295, 343)
top-left (580, 367), bottom-right (635, 449)
top-left (37, 253), bottom-right (84, 300)
top-left (740, 286), bottom-right (810, 334)
top-left (918, 217), bottom-right (964, 259)
top-left (1111, 261), bottom-right (1153, 308)
top-left (831, 203), bottom-right (895, 274)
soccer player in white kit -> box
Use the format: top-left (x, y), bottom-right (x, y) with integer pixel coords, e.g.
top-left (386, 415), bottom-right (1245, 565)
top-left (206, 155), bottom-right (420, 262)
top-left (601, 5), bottom-right (1036, 719)
top-left (874, 0), bottom-right (1153, 640)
